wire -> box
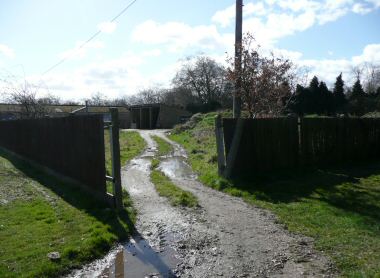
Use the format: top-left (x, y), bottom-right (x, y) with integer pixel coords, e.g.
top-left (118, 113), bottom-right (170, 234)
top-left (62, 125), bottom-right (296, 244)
top-left (42, 0), bottom-right (139, 76)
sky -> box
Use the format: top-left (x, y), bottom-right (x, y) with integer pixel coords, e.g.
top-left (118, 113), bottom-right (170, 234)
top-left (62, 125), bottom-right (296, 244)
top-left (0, 0), bottom-right (379, 102)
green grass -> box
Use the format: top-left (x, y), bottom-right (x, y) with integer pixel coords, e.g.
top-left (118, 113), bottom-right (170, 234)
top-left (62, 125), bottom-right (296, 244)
top-left (105, 130), bottom-right (146, 193)
top-left (169, 112), bottom-right (380, 277)
top-left (0, 149), bottom-right (136, 278)
top-left (149, 137), bottom-right (198, 208)
top-left (151, 135), bottom-right (173, 156)
top-left (150, 168), bottom-right (198, 208)
top-left (151, 158), bottom-right (160, 169)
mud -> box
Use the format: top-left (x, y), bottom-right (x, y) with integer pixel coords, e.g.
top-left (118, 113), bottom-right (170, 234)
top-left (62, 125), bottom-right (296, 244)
top-left (67, 129), bottom-right (336, 278)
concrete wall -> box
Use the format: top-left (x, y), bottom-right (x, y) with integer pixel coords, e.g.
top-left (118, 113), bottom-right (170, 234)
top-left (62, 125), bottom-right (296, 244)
top-left (158, 105), bottom-right (192, 128)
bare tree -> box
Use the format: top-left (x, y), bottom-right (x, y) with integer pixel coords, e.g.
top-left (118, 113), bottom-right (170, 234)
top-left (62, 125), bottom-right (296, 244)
top-left (3, 78), bottom-right (49, 119)
top-left (227, 34), bottom-right (295, 118)
top-left (351, 65), bottom-right (364, 81)
top-left (86, 92), bottom-right (110, 106)
top-left (161, 87), bottom-right (196, 108)
top-left (173, 56), bottom-right (227, 105)
top-left (362, 62), bottom-right (380, 94)
top-left (136, 88), bottom-right (163, 104)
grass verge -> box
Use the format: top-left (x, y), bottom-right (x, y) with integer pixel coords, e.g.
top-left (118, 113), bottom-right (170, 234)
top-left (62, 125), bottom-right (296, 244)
top-left (150, 167), bottom-right (198, 208)
top-left (169, 112), bottom-right (380, 277)
top-left (149, 136), bottom-right (198, 208)
top-left (105, 130), bottom-right (146, 193)
top-left (0, 149), bottom-right (135, 278)
top-left (151, 135), bottom-right (173, 156)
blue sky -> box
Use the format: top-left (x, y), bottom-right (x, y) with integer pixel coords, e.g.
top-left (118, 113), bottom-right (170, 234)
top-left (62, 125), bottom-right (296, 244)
top-left (0, 0), bottom-right (379, 101)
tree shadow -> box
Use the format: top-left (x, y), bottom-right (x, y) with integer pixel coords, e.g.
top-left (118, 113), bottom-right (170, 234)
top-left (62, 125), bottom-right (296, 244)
top-left (231, 162), bottom-right (380, 223)
top-left (0, 148), bottom-right (136, 242)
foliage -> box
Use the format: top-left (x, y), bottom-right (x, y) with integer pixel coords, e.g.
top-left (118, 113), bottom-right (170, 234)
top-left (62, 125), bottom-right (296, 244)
top-left (348, 79), bottom-right (367, 116)
top-left (227, 34), bottom-right (295, 118)
top-left (288, 76), bottom-right (336, 116)
top-left (173, 56), bottom-right (232, 112)
top-left (333, 73), bottom-right (346, 113)
top-left (170, 111), bottom-right (380, 277)
top-left (0, 150), bottom-right (135, 278)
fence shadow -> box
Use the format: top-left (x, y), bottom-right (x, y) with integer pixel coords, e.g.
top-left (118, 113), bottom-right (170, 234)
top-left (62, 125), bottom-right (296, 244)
top-left (0, 148), bottom-right (136, 240)
top-left (231, 161), bottom-right (380, 223)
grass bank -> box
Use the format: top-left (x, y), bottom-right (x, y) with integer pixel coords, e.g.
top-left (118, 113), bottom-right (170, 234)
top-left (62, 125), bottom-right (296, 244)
top-left (150, 135), bottom-right (198, 208)
top-left (0, 149), bottom-right (136, 278)
top-left (169, 112), bottom-right (380, 277)
top-left (105, 130), bottom-right (146, 193)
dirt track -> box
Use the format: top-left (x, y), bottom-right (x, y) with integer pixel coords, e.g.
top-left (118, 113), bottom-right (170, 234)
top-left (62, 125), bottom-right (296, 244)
top-left (69, 129), bottom-right (336, 278)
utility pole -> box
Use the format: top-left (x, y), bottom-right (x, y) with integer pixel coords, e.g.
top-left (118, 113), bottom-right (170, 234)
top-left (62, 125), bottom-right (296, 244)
top-left (233, 0), bottom-right (243, 118)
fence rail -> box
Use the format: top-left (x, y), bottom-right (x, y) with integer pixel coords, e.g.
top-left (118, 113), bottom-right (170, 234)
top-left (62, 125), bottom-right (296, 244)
top-left (220, 117), bottom-right (380, 177)
top-left (0, 115), bottom-right (107, 194)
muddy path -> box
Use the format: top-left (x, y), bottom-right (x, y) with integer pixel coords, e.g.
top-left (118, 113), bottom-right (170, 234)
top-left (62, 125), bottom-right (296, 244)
top-left (68, 130), bottom-right (335, 278)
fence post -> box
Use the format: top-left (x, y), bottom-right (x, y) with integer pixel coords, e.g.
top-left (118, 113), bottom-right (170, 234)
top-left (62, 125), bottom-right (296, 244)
top-left (223, 117), bottom-right (244, 178)
top-left (110, 108), bottom-right (123, 209)
top-left (215, 114), bottom-right (226, 175)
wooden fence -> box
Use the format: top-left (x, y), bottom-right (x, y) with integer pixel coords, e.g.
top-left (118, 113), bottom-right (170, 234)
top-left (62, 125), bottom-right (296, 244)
top-left (219, 117), bottom-right (380, 177)
top-left (0, 115), bottom-right (107, 195)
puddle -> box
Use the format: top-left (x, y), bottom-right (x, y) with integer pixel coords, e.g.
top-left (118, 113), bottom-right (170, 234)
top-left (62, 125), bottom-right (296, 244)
top-left (68, 233), bottom-right (180, 278)
top-left (100, 235), bottom-right (179, 278)
top-left (158, 157), bottom-right (197, 180)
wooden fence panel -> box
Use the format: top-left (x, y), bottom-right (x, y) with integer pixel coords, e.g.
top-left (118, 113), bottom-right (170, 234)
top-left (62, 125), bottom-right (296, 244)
top-left (223, 118), bottom-right (299, 175)
top-left (300, 118), bottom-right (380, 166)
top-left (222, 117), bottom-right (380, 177)
top-left (0, 115), bottom-right (106, 194)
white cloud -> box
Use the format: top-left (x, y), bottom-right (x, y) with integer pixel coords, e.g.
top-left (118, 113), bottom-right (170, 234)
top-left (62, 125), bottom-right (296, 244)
top-left (352, 2), bottom-right (373, 14)
top-left (365, 0), bottom-right (380, 8)
top-left (132, 20), bottom-right (232, 52)
top-left (276, 0), bottom-right (321, 12)
top-left (29, 50), bottom-right (167, 101)
top-left (245, 2), bottom-right (268, 16)
top-left (294, 43), bottom-right (380, 86)
top-left (97, 21), bottom-right (117, 33)
top-left (212, 0), bottom-right (379, 43)
top-left (352, 44), bottom-right (380, 64)
top-left (58, 40), bottom-right (105, 60)
top-left (211, 4), bottom-right (235, 27)
top-left (0, 44), bottom-right (15, 58)
top-left (243, 10), bottom-right (316, 47)
top-left (212, 2), bottom-right (269, 28)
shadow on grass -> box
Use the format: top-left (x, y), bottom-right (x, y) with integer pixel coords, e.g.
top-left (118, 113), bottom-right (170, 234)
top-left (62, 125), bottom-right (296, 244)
top-left (0, 148), bottom-right (136, 242)
top-left (231, 162), bottom-right (380, 223)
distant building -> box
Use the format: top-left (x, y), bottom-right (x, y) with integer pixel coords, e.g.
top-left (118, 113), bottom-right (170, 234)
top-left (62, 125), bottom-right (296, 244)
top-left (0, 103), bottom-right (191, 129)
top-left (129, 103), bottom-right (191, 129)
top-left (0, 103), bottom-right (130, 128)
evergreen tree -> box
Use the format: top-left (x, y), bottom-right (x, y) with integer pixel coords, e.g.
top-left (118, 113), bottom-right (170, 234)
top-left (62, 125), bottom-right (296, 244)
top-left (351, 79), bottom-right (365, 99)
top-left (309, 76), bottom-right (323, 114)
top-left (309, 76), bottom-right (319, 91)
top-left (288, 84), bottom-right (308, 116)
top-left (349, 79), bottom-right (366, 116)
top-left (333, 73), bottom-right (346, 114)
top-left (319, 81), bottom-right (334, 115)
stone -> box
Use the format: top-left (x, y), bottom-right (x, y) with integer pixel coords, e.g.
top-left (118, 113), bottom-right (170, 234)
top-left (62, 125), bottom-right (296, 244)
top-left (47, 252), bottom-right (61, 261)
